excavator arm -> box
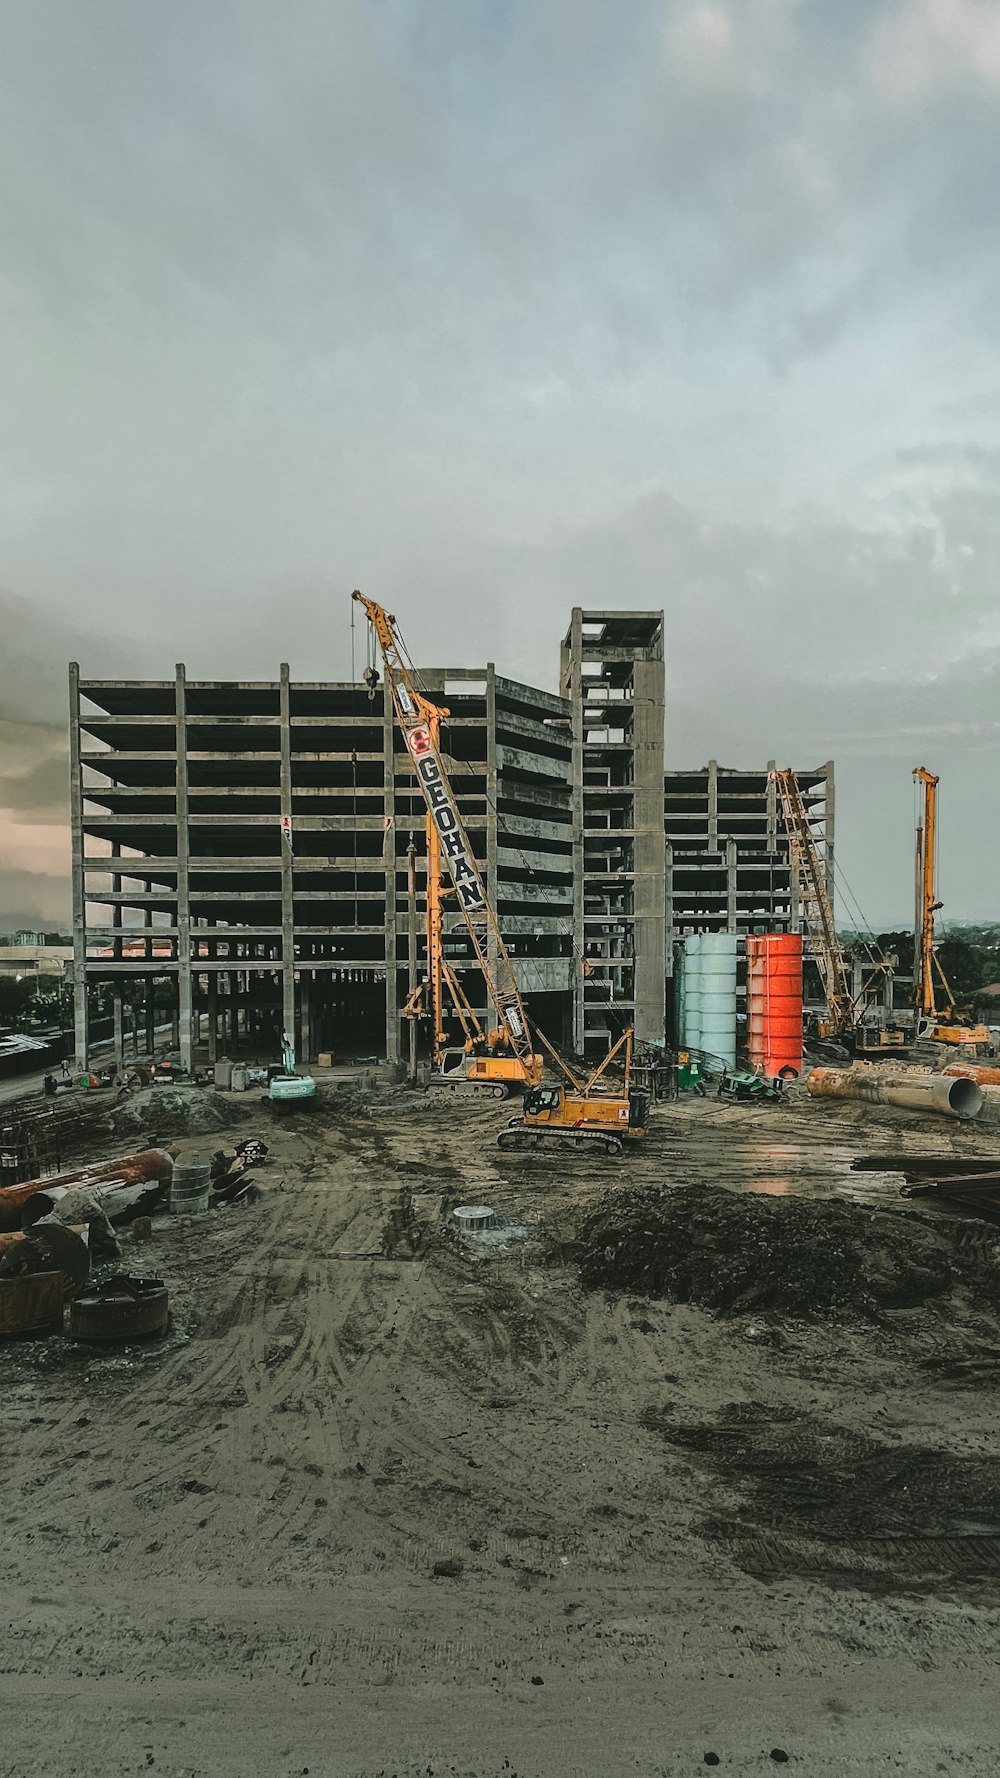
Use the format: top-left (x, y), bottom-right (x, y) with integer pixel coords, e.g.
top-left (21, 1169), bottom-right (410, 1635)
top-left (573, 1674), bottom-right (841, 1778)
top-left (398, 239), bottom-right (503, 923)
top-left (353, 591), bottom-right (534, 1064)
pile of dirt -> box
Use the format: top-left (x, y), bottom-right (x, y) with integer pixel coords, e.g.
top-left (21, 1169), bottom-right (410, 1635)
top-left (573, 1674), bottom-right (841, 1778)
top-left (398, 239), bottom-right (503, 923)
top-left (570, 1183), bottom-right (958, 1316)
top-left (110, 1085), bottom-right (242, 1140)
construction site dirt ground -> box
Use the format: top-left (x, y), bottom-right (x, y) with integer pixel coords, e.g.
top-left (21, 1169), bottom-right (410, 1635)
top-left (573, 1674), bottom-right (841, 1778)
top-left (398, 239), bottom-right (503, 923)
top-left (5, 1084), bottom-right (1000, 1777)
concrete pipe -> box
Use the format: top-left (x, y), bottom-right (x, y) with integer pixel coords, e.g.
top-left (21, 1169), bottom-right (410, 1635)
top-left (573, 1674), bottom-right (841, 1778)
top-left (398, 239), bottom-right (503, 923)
top-left (807, 1067), bottom-right (982, 1120)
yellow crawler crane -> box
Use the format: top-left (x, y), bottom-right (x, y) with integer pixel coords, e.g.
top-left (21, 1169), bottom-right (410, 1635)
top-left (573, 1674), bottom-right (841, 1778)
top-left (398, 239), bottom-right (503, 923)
top-left (498, 1024), bottom-right (649, 1158)
top-left (353, 591), bottom-right (543, 1097)
top-left (354, 590), bottom-right (651, 1153)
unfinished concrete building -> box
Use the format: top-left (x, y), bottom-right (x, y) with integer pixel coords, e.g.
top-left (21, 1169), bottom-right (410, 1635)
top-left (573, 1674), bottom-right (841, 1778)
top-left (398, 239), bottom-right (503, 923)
top-left (560, 610), bottom-right (666, 1056)
top-left (664, 760), bottom-right (836, 1039)
top-left (69, 616), bottom-right (839, 1070)
top-left (664, 761), bottom-right (835, 952)
top-left (69, 664), bottom-right (575, 1070)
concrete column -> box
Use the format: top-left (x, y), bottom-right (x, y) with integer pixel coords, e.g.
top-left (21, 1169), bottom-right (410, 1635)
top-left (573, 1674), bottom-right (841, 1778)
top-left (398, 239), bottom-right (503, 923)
top-left (563, 609), bottom-right (586, 1052)
top-left (68, 663), bottom-right (89, 1068)
top-left (485, 662), bottom-right (499, 1030)
top-left (631, 653), bottom-right (666, 1046)
top-left (766, 759), bottom-right (777, 850)
top-left (229, 972), bottom-right (239, 1050)
top-left (726, 836), bottom-right (738, 932)
top-left (382, 684), bottom-right (400, 1065)
top-left (301, 971), bottom-right (312, 1063)
top-left (664, 839), bottom-right (674, 978)
top-left (279, 664), bottom-right (297, 1051)
top-left (143, 909), bottom-right (155, 1056)
top-left (707, 758), bottom-right (718, 853)
top-left (110, 840), bottom-right (124, 1063)
top-left (175, 665), bottom-right (193, 1070)
top-left (207, 958), bottom-right (218, 1064)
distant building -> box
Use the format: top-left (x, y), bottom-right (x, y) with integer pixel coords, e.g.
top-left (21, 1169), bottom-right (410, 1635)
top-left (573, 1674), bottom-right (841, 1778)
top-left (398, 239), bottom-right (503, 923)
top-left (0, 945), bottom-right (73, 981)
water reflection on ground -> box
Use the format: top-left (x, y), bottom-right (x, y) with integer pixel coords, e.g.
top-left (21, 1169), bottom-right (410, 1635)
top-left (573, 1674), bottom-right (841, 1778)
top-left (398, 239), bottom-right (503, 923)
top-left (736, 1142), bottom-right (901, 1207)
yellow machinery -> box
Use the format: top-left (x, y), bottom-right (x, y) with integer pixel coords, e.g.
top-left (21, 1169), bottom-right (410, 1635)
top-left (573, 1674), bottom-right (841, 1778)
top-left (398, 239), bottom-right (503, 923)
top-left (913, 767), bottom-right (991, 1049)
top-left (773, 769), bottom-right (906, 1053)
top-left (354, 592), bottom-right (542, 1097)
top-left (497, 1024), bottom-right (649, 1157)
top-left (355, 591), bottom-right (650, 1150)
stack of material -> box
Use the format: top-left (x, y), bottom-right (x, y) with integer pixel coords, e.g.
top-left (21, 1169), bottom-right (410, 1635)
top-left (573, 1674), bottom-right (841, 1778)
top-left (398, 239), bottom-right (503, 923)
top-left (854, 1153), bottom-right (1000, 1224)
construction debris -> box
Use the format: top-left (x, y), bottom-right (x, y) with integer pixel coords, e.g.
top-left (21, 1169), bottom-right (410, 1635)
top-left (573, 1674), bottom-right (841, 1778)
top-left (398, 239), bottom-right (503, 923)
top-left (70, 1274), bottom-right (169, 1342)
top-left (0, 1221), bottom-right (91, 1293)
top-left (851, 1151), bottom-right (1000, 1226)
top-left (0, 1271), bottom-right (64, 1335)
top-left (0, 1147), bottom-right (175, 1232)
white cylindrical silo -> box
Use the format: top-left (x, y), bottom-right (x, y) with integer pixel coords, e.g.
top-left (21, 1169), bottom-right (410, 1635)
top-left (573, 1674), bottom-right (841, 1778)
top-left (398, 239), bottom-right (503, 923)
top-left (695, 932), bottom-right (737, 1068)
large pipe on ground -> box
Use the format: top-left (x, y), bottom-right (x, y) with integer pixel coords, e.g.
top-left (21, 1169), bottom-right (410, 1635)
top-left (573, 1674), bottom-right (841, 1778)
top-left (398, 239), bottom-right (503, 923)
top-left (0, 1149), bottom-right (174, 1232)
top-left (807, 1067), bottom-right (982, 1120)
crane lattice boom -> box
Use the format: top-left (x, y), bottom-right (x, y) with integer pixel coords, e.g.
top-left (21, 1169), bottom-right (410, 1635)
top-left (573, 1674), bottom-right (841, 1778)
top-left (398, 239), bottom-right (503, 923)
top-left (772, 768), bottom-right (854, 1035)
top-left (352, 590), bottom-right (533, 1062)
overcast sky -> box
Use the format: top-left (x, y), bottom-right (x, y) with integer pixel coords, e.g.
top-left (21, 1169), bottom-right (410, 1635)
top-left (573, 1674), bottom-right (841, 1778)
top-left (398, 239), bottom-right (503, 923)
top-left (2, 0), bottom-right (999, 929)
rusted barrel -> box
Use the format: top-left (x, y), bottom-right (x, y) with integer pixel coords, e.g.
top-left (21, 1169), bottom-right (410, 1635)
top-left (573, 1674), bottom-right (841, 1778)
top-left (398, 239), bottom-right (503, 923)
top-left (0, 1271), bottom-right (64, 1335)
top-left (71, 1275), bottom-right (169, 1341)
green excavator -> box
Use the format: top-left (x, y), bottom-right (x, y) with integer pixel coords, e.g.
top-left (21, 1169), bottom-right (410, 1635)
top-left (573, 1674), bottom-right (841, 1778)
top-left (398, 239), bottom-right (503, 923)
top-left (267, 1032), bottom-right (316, 1110)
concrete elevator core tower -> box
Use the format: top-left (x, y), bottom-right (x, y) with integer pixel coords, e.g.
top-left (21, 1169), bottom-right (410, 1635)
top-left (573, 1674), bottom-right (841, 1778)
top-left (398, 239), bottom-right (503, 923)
top-left (560, 610), bottom-right (666, 1056)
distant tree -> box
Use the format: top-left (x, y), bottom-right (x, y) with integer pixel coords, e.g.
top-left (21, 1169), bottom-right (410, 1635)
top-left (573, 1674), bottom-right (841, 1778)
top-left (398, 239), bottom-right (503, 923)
top-left (0, 978), bottom-right (37, 1026)
top-left (935, 937), bottom-right (986, 1003)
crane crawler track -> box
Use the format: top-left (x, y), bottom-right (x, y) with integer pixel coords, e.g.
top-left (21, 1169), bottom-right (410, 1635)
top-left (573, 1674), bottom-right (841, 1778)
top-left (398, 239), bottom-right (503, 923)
top-left (497, 1123), bottom-right (624, 1158)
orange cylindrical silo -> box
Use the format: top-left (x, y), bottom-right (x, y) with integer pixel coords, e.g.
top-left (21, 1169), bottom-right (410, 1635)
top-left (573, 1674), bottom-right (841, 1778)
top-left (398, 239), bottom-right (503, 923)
top-left (746, 933), bottom-right (803, 1078)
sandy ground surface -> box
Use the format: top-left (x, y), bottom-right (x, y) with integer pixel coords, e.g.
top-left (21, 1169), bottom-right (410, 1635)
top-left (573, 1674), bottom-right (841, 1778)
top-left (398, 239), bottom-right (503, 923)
top-left (3, 1083), bottom-right (1000, 1776)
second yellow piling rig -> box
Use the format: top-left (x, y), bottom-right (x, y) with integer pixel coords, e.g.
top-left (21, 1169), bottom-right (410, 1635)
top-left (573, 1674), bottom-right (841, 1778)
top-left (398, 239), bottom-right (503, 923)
top-left (773, 768), bottom-right (905, 1053)
top-left (913, 767), bottom-right (991, 1050)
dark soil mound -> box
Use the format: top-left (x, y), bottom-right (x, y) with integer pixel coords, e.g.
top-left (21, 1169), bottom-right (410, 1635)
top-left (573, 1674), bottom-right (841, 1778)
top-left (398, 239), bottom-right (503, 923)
top-left (571, 1184), bottom-right (957, 1316)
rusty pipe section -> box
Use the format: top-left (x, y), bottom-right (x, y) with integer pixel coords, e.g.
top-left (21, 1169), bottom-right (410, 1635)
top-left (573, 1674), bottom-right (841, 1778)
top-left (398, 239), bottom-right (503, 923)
top-left (0, 1149), bottom-right (174, 1232)
top-left (944, 1062), bottom-right (1000, 1087)
top-left (807, 1067), bottom-right (982, 1120)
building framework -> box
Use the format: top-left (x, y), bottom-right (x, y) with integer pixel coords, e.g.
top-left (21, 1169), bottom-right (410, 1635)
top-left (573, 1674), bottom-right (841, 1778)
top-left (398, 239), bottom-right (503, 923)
top-left (69, 665), bottom-right (575, 1069)
top-left (68, 616), bottom-right (835, 1069)
top-left (665, 760), bottom-right (835, 958)
top-left (560, 610), bottom-right (666, 1054)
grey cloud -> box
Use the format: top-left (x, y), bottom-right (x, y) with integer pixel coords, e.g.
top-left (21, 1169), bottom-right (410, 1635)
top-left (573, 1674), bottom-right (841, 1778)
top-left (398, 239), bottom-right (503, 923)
top-left (0, 1), bottom-right (998, 927)
top-left (0, 869), bottom-right (69, 932)
top-left (0, 725), bottom-right (68, 821)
